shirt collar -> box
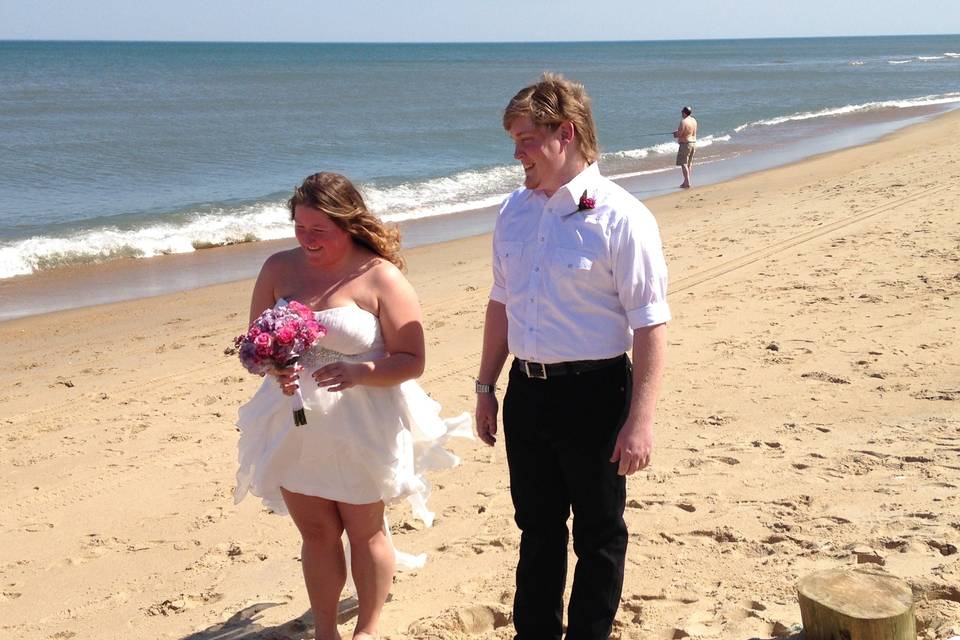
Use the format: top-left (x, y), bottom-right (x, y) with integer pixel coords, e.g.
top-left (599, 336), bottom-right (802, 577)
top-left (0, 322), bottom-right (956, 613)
top-left (551, 162), bottom-right (601, 216)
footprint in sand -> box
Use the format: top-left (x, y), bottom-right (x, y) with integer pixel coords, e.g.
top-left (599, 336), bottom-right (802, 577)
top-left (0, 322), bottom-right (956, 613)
top-left (694, 414), bottom-right (732, 427)
top-left (689, 527), bottom-right (744, 544)
top-left (802, 371), bottom-right (851, 384)
top-left (470, 536), bottom-right (513, 554)
top-left (620, 597), bottom-right (646, 623)
top-left (144, 590), bottom-right (224, 616)
top-left (709, 456), bottom-right (741, 465)
top-left (406, 603), bottom-right (512, 636)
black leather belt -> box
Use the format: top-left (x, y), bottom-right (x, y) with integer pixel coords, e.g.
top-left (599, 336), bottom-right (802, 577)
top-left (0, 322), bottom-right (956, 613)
top-left (514, 355), bottom-right (625, 380)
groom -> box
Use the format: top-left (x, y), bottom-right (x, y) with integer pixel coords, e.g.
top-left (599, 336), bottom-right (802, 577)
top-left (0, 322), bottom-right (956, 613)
top-left (474, 73), bottom-right (670, 639)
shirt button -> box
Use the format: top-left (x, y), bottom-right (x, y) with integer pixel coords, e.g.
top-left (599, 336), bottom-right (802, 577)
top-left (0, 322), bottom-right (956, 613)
top-left (529, 297), bottom-right (534, 302)
top-left (539, 236), bottom-right (545, 242)
top-left (534, 266), bottom-right (540, 272)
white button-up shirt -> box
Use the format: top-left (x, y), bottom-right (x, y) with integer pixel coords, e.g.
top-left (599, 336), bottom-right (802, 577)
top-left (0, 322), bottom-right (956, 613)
top-left (490, 163), bottom-right (670, 363)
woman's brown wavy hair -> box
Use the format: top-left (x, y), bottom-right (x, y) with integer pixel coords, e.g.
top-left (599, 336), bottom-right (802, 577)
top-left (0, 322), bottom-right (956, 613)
top-left (288, 172), bottom-right (404, 270)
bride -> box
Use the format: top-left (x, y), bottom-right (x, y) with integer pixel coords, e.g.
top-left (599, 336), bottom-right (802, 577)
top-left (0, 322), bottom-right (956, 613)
top-left (235, 172), bottom-right (469, 640)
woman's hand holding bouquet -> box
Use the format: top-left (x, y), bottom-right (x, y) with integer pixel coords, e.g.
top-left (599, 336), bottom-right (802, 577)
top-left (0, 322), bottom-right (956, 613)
top-left (234, 300), bottom-right (325, 426)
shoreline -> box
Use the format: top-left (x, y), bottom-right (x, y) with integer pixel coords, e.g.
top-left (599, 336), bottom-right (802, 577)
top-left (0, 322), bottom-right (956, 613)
top-left (2, 94), bottom-right (958, 640)
top-left (3, 104), bottom-right (958, 322)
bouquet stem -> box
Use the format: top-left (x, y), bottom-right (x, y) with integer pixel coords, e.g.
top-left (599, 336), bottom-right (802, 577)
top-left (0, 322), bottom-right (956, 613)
top-left (292, 384), bottom-right (307, 426)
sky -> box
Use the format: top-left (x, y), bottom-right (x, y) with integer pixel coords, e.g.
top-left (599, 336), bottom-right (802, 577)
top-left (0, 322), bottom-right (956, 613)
top-left (1, 0), bottom-right (959, 42)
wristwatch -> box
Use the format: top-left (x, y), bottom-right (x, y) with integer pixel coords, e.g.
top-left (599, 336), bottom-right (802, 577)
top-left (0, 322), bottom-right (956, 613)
top-left (475, 380), bottom-right (495, 394)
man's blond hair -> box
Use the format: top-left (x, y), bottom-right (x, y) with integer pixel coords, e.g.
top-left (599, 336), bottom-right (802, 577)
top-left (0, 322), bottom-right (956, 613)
top-left (502, 72), bottom-right (599, 164)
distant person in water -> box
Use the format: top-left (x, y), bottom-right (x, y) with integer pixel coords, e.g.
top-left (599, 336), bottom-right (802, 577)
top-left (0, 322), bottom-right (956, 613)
top-left (673, 106), bottom-right (698, 188)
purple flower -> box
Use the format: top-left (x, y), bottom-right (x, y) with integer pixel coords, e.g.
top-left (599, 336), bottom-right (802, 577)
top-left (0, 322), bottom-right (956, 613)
top-left (234, 300), bottom-right (326, 377)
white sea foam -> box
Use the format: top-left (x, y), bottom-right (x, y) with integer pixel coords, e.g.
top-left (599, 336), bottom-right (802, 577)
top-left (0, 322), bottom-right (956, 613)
top-left (610, 134), bottom-right (731, 160)
top-left (849, 60), bottom-right (865, 66)
top-left (0, 203), bottom-right (292, 279)
top-left (606, 166), bottom-right (676, 180)
top-left (733, 92), bottom-right (960, 132)
top-left (889, 54), bottom-right (956, 64)
top-left (365, 164), bottom-right (522, 223)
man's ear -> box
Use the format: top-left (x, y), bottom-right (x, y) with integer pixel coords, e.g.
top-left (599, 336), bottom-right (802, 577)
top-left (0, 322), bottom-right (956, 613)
top-left (558, 121), bottom-right (575, 147)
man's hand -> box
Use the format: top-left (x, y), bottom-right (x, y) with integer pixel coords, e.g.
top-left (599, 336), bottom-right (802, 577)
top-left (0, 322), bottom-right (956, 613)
top-left (475, 393), bottom-right (500, 446)
top-left (610, 417), bottom-right (653, 476)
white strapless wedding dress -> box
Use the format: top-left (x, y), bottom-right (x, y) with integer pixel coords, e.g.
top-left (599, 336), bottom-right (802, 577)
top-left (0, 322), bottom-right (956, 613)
top-left (235, 302), bottom-right (472, 533)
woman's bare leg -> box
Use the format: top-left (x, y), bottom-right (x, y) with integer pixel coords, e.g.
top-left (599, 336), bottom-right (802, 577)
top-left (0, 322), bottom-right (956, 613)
top-left (281, 488), bottom-right (346, 640)
top-left (339, 501), bottom-right (394, 639)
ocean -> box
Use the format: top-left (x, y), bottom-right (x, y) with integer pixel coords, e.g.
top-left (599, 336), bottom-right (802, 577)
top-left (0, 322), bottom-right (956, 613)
top-left (1, 35), bottom-right (959, 288)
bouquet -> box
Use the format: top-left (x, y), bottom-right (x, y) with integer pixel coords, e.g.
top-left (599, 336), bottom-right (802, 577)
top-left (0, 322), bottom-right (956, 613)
top-left (234, 300), bottom-right (325, 426)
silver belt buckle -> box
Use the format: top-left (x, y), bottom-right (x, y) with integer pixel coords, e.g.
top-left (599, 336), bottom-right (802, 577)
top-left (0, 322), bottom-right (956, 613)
top-left (523, 361), bottom-right (547, 379)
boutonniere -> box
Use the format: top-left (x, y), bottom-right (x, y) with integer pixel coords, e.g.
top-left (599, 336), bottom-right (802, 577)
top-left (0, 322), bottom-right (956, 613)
top-left (577, 189), bottom-right (596, 211)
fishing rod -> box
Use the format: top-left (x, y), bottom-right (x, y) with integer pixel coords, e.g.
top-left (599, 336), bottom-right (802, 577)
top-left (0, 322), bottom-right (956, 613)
top-left (636, 131), bottom-right (674, 137)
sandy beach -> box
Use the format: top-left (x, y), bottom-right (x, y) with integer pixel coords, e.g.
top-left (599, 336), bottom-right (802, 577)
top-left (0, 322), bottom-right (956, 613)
top-left (2, 109), bottom-right (959, 640)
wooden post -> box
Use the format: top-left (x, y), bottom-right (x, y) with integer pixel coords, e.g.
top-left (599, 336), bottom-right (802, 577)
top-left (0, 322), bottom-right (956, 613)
top-left (797, 567), bottom-right (916, 640)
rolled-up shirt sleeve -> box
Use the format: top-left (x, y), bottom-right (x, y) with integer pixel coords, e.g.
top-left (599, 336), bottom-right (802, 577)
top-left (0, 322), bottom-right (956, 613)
top-left (611, 209), bottom-right (671, 329)
top-left (490, 237), bottom-right (507, 303)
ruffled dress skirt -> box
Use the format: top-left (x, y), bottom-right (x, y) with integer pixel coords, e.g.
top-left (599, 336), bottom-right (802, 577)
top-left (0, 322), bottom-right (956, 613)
top-left (235, 375), bottom-right (472, 526)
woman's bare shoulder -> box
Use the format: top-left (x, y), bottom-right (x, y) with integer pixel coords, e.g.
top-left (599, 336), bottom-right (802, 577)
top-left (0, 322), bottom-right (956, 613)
top-left (364, 256), bottom-right (408, 287)
top-left (260, 247), bottom-right (301, 274)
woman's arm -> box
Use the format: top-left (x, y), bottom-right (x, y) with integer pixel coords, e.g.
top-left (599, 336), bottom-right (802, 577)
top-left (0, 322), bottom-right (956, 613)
top-left (248, 253), bottom-right (285, 326)
top-left (247, 252), bottom-right (301, 395)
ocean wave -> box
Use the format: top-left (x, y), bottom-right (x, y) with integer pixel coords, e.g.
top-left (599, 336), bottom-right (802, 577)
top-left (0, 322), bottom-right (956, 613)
top-left (0, 203), bottom-right (291, 279)
top-left (733, 92), bottom-right (960, 132)
top-left (849, 60), bottom-right (865, 66)
top-left (364, 164), bottom-right (522, 223)
top-left (889, 54), bottom-right (956, 64)
top-left (609, 134), bottom-right (732, 160)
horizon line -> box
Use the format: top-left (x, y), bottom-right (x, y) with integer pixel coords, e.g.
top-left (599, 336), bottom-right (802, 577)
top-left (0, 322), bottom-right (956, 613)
top-left (1, 32), bottom-right (959, 45)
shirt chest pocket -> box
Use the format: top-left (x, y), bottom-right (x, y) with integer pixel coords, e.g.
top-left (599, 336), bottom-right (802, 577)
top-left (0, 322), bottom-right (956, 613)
top-left (497, 241), bottom-right (530, 290)
top-left (498, 241), bottom-right (524, 266)
top-left (552, 247), bottom-right (596, 275)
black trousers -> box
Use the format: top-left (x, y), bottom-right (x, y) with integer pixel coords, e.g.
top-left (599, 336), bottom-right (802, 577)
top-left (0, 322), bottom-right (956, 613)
top-left (503, 355), bottom-right (632, 640)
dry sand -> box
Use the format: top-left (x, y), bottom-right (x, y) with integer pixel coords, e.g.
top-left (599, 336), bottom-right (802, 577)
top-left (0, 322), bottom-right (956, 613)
top-left (1, 110), bottom-right (958, 640)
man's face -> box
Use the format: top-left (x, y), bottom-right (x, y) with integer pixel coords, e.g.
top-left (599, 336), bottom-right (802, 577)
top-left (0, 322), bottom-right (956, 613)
top-left (508, 116), bottom-right (566, 193)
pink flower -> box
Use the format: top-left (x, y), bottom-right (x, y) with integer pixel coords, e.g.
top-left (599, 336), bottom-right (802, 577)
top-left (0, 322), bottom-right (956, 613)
top-left (304, 320), bottom-right (324, 339)
top-left (577, 190), bottom-right (596, 211)
top-left (288, 300), bottom-right (314, 320)
top-left (276, 326), bottom-right (296, 344)
top-left (234, 298), bottom-right (326, 384)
